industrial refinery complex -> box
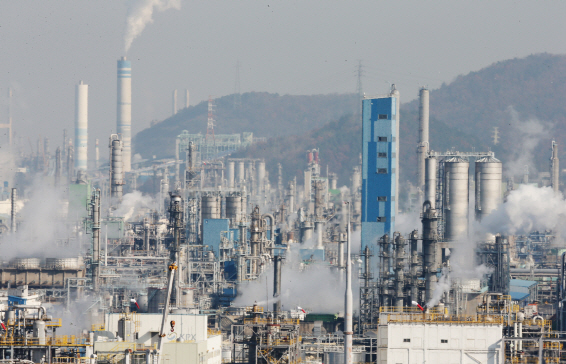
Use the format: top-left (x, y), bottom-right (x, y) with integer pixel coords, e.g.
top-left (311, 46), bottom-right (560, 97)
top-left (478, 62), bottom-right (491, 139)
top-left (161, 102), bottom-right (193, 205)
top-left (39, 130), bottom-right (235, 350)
top-left (0, 57), bottom-right (564, 364)
top-left (2, 6), bottom-right (566, 364)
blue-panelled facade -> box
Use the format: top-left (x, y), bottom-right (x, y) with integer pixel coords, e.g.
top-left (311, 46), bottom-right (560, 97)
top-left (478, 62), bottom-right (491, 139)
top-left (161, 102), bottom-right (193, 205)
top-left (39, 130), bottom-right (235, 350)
top-left (361, 96), bottom-right (397, 249)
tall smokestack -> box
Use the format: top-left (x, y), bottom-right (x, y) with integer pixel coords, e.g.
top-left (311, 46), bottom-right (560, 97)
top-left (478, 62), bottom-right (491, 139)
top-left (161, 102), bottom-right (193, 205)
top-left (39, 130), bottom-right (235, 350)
top-left (417, 87), bottom-right (429, 203)
top-left (172, 89), bottom-right (178, 115)
top-left (95, 138), bottom-right (100, 169)
top-left (75, 81), bottom-right (88, 171)
top-left (185, 89), bottom-right (190, 108)
top-left (552, 140), bottom-right (560, 193)
top-left (10, 188), bottom-right (16, 233)
top-left (117, 57), bottom-right (132, 172)
top-left (344, 202), bottom-right (353, 364)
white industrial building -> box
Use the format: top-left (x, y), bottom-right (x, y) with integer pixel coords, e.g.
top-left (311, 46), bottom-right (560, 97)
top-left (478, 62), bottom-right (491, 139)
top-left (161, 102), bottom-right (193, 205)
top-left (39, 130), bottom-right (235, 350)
top-left (377, 320), bottom-right (503, 363)
top-left (93, 312), bottom-right (221, 364)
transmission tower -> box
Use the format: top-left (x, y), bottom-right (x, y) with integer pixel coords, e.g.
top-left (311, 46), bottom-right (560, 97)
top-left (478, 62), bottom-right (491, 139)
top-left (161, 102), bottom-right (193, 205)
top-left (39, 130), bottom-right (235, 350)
top-left (234, 61), bottom-right (242, 109)
top-left (492, 127), bottom-right (500, 145)
top-left (206, 96), bottom-right (216, 143)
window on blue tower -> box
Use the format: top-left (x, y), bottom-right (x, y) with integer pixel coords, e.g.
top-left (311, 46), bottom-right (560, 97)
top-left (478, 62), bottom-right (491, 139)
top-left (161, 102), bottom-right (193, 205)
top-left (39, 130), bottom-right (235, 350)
top-left (378, 152), bottom-right (387, 158)
top-left (377, 217), bottom-right (387, 222)
top-left (377, 168), bottom-right (387, 174)
top-left (378, 196), bottom-right (387, 202)
top-left (378, 114), bottom-right (388, 119)
top-left (378, 137), bottom-right (387, 142)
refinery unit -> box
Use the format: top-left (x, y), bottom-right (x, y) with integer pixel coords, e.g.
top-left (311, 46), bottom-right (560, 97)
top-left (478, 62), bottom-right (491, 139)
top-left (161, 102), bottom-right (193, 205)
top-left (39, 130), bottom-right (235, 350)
top-left (1, 58), bottom-right (566, 364)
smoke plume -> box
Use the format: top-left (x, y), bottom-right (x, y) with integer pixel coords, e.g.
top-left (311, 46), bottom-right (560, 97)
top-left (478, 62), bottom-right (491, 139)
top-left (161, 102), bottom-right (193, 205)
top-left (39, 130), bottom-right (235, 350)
top-left (124, 0), bottom-right (182, 52)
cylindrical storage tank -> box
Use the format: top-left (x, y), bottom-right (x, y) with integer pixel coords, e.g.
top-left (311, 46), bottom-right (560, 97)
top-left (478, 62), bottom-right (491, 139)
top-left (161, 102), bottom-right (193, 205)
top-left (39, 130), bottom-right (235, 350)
top-left (324, 352), bottom-right (365, 364)
top-left (179, 288), bottom-right (194, 308)
top-left (257, 161), bottom-right (266, 193)
top-left (137, 293), bottom-right (148, 313)
top-left (301, 221), bottom-right (314, 243)
top-left (118, 318), bottom-right (134, 341)
top-left (11, 258), bottom-right (41, 269)
top-left (329, 173), bottom-right (337, 190)
top-left (227, 161), bottom-right (235, 188)
top-left (236, 161), bottom-right (245, 185)
top-left (33, 320), bottom-right (46, 345)
top-left (148, 288), bottom-right (167, 313)
top-left (225, 195), bottom-right (242, 225)
top-left (475, 157), bottom-right (502, 220)
top-left (444, 157), bottom-right (469, 241)
top-left (45, 257), bottom-right (80, 269)
top-left (424, 156), bottom-right (437, 209)
top-left (201, 195), bottom-right (220, 220)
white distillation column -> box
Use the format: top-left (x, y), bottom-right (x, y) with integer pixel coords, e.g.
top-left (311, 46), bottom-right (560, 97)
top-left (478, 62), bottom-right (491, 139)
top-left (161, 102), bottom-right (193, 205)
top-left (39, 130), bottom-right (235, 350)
top-left (74, 81), bottom-right (88, 171)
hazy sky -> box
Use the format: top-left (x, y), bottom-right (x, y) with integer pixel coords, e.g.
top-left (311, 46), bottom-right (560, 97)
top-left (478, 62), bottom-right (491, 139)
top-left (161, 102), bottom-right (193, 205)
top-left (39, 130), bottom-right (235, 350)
top-left (1, 1), bottom-right (566, 158)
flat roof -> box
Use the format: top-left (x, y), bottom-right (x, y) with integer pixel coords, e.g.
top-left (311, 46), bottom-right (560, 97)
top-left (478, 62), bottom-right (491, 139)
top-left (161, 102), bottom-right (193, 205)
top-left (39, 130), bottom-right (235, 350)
top-left (510, 279), bottom-right (537, 288)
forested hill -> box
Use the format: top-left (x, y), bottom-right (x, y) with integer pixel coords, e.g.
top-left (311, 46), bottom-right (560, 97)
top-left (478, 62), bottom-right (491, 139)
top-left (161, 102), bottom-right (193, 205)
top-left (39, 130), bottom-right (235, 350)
top-left (135, 53), bottom-right (566, 195)
top-left (133, 92), bottom-right (358, 159)
top-left (233, 53), bottom-right (566, 188)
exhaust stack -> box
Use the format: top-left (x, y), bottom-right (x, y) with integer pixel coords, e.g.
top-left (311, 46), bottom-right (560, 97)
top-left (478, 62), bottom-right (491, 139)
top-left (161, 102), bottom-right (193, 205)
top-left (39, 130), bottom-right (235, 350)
top-left (117, 57), bottom-right (132, 172)
top-left (74, 81), bottom-right (88, 171)
top-left (417, 87), bottom-right (429, 204)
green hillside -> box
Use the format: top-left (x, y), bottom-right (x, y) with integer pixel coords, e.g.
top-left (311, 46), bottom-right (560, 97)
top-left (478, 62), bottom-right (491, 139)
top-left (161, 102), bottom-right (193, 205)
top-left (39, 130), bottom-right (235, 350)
top-left (134, 53), bottom-right (566, 198)
top-left (134, 92), bottom-right (358, 159)
top-left (233, 53), bottom-right (566, 189)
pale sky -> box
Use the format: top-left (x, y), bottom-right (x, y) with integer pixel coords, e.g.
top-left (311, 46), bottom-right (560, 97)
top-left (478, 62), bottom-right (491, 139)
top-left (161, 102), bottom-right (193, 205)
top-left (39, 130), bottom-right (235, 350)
top-left (1, 1), bottom-right (566, 158)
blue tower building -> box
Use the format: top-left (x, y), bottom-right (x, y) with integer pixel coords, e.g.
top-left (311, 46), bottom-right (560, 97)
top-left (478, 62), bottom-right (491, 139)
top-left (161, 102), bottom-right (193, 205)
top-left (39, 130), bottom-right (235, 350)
top-left (361, 88), bottom-right (399, 249)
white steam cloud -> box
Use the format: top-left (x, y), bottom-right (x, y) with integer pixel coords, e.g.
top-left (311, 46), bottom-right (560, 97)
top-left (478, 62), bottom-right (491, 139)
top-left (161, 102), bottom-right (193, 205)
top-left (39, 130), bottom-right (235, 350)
top-left (124, 0), bottom-right (182, 52)
top-left (481, 184), bottom-right (566, 237)
top-left (427, 183), bottom-right (564, 307)
top-left (0, 178), bottom-right (79, 260)
top-left (504, 107), bottom-right (552, 179)
top-left (234, 241), bottom-right (360, 313)
top-left (114, 191), bottom-right (155, 221)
